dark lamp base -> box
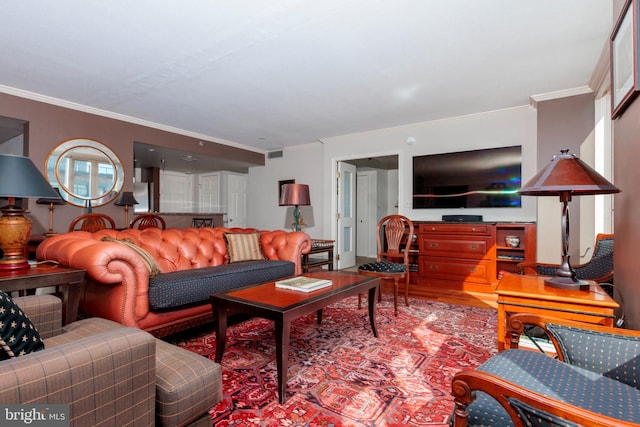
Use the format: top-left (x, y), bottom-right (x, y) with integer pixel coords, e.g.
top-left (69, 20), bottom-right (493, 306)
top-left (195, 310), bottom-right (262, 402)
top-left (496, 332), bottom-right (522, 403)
top-left (544, 275), bottom-right (590, 290)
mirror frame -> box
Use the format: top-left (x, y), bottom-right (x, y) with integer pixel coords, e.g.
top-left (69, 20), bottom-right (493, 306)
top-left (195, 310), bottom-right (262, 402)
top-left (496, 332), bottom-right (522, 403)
top-left (45, 138), bottom-right (124, 207)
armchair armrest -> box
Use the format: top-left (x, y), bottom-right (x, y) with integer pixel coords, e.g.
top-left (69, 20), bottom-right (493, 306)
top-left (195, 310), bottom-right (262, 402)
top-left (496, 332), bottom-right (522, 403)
top-left (507, 313), bottom-right (640, 387)
top-left (452, 370), bottom-right (639, 427)
top-left (0, 327), bottom-right (156, 426)
top-left (13, 295), bottom-right (62, 339)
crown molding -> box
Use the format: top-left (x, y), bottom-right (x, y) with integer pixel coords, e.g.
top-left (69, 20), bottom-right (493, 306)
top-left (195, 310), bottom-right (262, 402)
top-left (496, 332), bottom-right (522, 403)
top-left (529, 86), bottom-right (593, 108)
top-left (0, 84), bottom-right (264, 154)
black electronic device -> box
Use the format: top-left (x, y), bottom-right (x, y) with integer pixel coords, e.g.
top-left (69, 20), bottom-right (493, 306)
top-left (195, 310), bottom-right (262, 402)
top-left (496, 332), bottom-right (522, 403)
top-left (442, 214), bottom-right (484, 222)
top-left (413, 146), bottom-right (522, 209)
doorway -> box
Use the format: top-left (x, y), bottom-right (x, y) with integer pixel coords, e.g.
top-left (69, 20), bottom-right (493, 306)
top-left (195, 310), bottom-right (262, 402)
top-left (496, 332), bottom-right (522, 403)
top-left (335, 155), bottom-right (399, 270)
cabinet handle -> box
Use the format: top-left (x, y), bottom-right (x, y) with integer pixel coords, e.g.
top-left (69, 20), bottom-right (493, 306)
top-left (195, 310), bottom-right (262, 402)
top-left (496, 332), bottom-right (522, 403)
top-left (471, 227), bottom-right (476, 232)
top-left (431, 227), bottom-right (436, 231)
top-left (429, 243), bottom-right (438, 248)
top-left (470, 244), bottom-right (478, 250)
top-left (469, 267), bottom-right (478, 273)
top-left (429, 265), bottom-right (438, 270)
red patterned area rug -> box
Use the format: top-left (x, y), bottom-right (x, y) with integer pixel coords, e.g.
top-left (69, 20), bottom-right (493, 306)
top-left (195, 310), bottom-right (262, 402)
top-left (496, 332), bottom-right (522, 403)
top-left (170, 296), bottom-right (497, 426)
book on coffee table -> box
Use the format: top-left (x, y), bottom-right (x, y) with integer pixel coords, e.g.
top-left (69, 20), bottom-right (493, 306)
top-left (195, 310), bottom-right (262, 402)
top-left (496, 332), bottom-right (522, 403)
top-left (275, 276), bottom-right (332, 292)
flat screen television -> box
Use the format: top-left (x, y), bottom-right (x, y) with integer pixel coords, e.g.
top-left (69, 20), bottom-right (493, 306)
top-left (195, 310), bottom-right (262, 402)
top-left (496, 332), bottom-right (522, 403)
top-left (412, 145), bottom-right (522, 209)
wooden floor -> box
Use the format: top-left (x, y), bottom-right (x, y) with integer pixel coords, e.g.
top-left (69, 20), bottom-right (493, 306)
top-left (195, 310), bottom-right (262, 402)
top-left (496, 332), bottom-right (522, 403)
top-left (341, 257), bottom-right (498, 311)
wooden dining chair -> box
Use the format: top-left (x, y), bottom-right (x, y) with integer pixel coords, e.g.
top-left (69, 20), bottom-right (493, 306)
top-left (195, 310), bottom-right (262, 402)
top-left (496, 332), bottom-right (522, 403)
top-left (129, 214), bottom-right (166, 230)
top-left (358, 215), bottom-right (415, 315)
top-left (68, 213), bottom-right (116, 232)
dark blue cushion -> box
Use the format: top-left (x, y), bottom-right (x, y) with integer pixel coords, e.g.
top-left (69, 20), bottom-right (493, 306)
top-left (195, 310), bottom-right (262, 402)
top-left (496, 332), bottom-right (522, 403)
top-left (148, 260), bottom-right (294, 310)
top-left (465, 349), bottom-right (640, 426)
top-left (358, 261), bottom-right (405, 273)
top-left (0, 291), bottom-right (44, 359)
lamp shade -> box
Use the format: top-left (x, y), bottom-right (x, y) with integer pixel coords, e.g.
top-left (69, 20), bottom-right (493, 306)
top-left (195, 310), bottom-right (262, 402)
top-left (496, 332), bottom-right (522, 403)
top-left (279, 184), bottom-right (311, 206)
top-left (0, 154), bottom-right (60, 199)
top-left (114, 191), bottom-right (139, 206)
top-left (36, 187), bottom-right (66, 205)
top-left (519, 149), bottom-right (620, 197)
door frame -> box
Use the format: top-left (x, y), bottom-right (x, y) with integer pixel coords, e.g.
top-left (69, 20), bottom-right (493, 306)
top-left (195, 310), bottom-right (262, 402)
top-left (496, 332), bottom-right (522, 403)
top-left (330, 151), bottom-right (402, 269)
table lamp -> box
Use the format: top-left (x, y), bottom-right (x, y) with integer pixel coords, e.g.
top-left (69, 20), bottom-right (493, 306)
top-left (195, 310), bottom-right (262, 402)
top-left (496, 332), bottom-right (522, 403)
top-left (518, 149), bottom-right (620, 289)
top-left (114, 191), bottom-right (138, 227)
top-left (0, 154), bottom-right (62, 270)
top-left (279, 184), bottom-right (310, 232)
top-left (36, 187), bottom-right (66, 236)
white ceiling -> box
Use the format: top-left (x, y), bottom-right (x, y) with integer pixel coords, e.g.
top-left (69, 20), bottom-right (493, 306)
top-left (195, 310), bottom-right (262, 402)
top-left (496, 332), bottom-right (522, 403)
top-left (0, 1), bottom-right (613, 153)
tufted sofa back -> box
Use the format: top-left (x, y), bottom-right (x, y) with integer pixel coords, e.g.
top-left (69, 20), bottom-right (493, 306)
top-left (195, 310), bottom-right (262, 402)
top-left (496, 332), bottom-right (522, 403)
top-left (38, 227), bottom-right (296, 274)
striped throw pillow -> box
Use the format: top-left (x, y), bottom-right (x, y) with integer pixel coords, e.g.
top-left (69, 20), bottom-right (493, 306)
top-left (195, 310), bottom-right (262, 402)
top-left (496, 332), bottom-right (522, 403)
top-left (225, 232), bottom-right (265, 262)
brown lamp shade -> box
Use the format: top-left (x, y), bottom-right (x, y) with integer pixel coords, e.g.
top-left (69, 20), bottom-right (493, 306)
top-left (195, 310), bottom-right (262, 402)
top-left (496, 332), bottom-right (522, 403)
top-left (279, 183), bottom-right (310, 232)
top-left (279, 184), bottom-right (311, 206)
top-left (519, 149), bottom-right (620, 197)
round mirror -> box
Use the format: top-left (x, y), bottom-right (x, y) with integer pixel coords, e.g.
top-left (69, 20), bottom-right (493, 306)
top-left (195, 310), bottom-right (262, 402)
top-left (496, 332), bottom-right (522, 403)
top-left (45, 138), bottom-right (124, 207)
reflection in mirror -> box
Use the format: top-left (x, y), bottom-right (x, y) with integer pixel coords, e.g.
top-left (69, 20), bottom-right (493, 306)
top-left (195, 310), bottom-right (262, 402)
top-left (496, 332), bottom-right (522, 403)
top-left (45, 138), bottom-right (124, 207)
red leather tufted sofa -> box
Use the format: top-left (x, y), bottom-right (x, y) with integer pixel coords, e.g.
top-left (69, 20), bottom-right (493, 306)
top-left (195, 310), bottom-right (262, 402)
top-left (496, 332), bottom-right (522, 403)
top-left (37, 227), bottom-right (312, 337)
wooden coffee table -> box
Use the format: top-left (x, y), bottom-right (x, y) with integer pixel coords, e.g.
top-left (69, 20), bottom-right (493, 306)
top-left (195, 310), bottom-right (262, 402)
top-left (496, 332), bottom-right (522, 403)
top-left (210, 270), bottom-right (380, 404)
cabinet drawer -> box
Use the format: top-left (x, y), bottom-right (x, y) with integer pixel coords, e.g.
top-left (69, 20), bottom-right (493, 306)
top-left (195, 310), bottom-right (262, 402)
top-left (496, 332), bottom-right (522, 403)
top-left (419, 236), bottom-right (491, 259)
top-left (420, 257), bottom-right (492, 284)
top-left (419, 223), bottom-right (491, 235)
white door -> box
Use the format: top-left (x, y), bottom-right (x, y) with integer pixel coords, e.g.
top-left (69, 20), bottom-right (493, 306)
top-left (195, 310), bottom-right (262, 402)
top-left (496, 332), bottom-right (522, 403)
top-left (227, 173), bottom-right (247, 228)
top-left (356, 171), bottom-right (377, 258)
top-left (159, 171), bottom-right (192, 212)
top-left (198, 172), bottom-right (220, 213)
top-left (337, 161), bottom-right (357, 269)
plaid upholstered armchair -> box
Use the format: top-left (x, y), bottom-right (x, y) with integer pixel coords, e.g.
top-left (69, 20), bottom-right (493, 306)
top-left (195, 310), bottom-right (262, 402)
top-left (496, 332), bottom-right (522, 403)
top-left (0, 295), bottom-right (221, 426)
top-left (451, 313), bottom-right (640, 426)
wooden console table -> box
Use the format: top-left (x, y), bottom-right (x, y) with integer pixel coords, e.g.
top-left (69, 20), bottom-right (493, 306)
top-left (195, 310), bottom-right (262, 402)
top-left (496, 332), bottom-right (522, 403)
top-left (0, 265), bottom-right (86, 325)
top-left (495, 274), bottom-right (618, 351)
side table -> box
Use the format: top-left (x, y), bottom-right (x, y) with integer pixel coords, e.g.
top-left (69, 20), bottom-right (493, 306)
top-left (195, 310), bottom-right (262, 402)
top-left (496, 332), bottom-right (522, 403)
top-left (495, 274), bottom-right (618, 351)
top-left (0, 264), bottom-right (86, 325)
top-left (302, 240), bottom-right (335, 273)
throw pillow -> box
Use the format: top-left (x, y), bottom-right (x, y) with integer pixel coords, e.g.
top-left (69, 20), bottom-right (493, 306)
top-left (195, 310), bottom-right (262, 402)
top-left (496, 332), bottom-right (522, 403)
top-left (0, 291), bottom-right (45, 360)
top-left (101, 236), bottom-right (162, 277)
top-left (225, 232), bottom-right (265, 262)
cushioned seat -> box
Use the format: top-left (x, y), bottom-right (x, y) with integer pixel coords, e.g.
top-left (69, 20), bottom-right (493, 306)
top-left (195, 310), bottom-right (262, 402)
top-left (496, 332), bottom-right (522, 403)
top-left (467, 350), bottom-right (640, 426)
top-left (148, 260), bottom-right (295, 309)
top-left (451, 313), bottom-right (640, 427)
top-left (359, 260), bottom-right (406, 273)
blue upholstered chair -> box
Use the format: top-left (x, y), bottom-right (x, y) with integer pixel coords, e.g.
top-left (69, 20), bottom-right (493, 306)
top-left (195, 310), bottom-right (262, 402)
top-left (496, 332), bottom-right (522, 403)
top-left (517, 233), bottom-right (614, 283)
top-left (358, 215), bottom-right (414, 316)
top-left (451, 313), bottom-right (640, 426)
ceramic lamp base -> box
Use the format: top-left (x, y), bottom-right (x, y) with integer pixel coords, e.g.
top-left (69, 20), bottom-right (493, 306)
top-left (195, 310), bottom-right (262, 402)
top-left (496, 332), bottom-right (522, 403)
top-left (0, 205), bottom-right (32, 271)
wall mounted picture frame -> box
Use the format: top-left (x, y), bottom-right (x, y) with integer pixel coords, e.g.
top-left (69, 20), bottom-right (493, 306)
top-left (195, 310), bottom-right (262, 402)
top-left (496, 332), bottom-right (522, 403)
top-left (278, 179), bottom-right (295, 205)
top-left (611, 0), bottom-right (640, 119)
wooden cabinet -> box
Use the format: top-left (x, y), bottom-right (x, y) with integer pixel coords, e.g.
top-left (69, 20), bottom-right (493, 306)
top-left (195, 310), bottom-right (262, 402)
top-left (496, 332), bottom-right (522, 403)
top-left (411, 222), bottom-right (536, 296)
top-left (495, 223), bottom-right (537, 276)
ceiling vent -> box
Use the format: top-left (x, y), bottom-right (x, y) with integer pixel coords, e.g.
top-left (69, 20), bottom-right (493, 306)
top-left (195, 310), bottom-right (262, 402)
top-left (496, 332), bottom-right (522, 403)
top-left (267, 150), bottom-right (285, 160)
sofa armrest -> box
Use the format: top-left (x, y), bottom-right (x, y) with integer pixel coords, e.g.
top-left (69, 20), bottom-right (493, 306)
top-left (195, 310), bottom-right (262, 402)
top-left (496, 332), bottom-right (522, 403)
top-left (37, 233), bottom-right (153, 327)
top-left (0, 327), bottom-right (156, 426)
top-left (451, 369), bottom-right (638, 427)
top-left (14, 295), bottom-right (62, 339)
top-left (261, 230), bottom-right (312, 275)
